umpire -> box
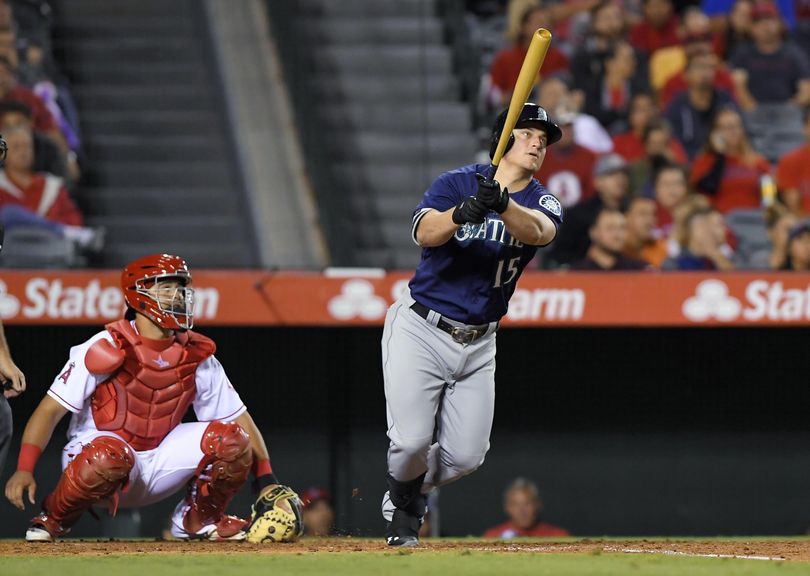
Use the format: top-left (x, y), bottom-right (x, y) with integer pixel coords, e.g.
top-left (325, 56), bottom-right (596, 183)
top-left (0, 222), bottom-right (27, 479)
top-left (381, 103), bottom-right (563, 546)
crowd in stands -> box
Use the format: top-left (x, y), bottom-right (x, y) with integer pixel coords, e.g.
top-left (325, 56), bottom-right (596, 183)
top-left (469, 0), bottom-right (810, 271)
top-left (0, 0), bottom-right (99, 267)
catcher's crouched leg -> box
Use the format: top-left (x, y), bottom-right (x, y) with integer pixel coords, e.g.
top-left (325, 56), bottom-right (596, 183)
top-left (28, 436), bottom-right (134, 541)
top-left (245, 484), bottom-right (304, 543)
top-left (173, 420), bottom-right (252, 540)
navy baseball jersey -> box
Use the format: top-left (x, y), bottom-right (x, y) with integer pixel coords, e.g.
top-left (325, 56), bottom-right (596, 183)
top-left (409, 163), bottom-right (563, 324)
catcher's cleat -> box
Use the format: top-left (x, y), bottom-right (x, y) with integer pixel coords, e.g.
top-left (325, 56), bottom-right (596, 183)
top-left (386, 509), bottom-right (420, 547)
top-left (171, 501), bottom-right (248, 541)
top-left (26, 513), bottom-right (67, 542)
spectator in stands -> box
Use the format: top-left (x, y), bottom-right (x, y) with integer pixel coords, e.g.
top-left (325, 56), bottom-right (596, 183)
top-left (487, 5), bottom-right (570, 109)
top-left (629, 0), bottom-right (681, 56)
top-left (747, 205), bottom-right (799, 268)
top-left (714, 0), bottom-right (754, 60)
top-left (534, 111), bottom-right (598, 208)
top-left (623, 196), bottom-right (669, 267)
top-left (571, 1), bottom-right (627, 101)
top-left (583, 41), bottom-right (648, 132)
top-left (628, 118), bottom-right (688, 196)
top-left (729, 1), bottom-right (810, 110)
top-left (649, 7), bottom-right (720, 94)
top-left (483, 477), bottom-right (569, 538)
top-left (612, 92), bottom-right (657, 162)
top-left (0, 56), bottom-right (62, 148)
top-left (782, 220), bottom-right (810, 270)
top-left (663, 206), bottom-right (735, 269)
top-left (0, 26), bottom-right (17, 68)
top-left (300, 487), bottom-right (335, 537)
top-left (653, 161), bottom-right (692, 239)
top-left (538, 74), bottom-right (613, 154)
top-left (547, 153), bottom-right (631, 266)
top-left (665, 50), bottom-right (738, 160)
top-left (0, 100), bottom-right (66, 179)
top-left (20, 38), bottom-right (82, 157)
top-left (658, 42), bottom-right (737, 108)
top-left (690, 106), bottom-right (771, 213)
top-left (571, 208), bottom-right (649, 270)
top-left (775, 106), bottom-right (810, 217)
top-left (0, 125), bottom-right (99, 249)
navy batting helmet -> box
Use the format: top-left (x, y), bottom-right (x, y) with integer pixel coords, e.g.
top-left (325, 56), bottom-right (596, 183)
top-left (489, 103), bottom-right (562, 159)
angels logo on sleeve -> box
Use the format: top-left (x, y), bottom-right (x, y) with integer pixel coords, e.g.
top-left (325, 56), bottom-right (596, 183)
top-left (539, 194), bottom-right (562, 217)
top-left (58, 361), bottom-right (75, 384)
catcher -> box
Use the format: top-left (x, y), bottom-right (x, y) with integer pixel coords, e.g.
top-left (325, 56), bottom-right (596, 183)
top-left (3, 253), bottom-right (302, 542)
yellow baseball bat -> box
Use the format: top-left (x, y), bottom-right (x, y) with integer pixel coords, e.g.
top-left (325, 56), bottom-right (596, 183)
top-left (490, 28), bottom-right (552, 168)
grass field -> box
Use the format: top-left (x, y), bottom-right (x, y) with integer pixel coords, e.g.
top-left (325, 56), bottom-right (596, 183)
top-left (2, 539), bottom-right (810, 575)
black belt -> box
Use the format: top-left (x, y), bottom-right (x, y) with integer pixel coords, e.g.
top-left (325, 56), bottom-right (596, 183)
top-left (410, 302), bottom-right (491, 345)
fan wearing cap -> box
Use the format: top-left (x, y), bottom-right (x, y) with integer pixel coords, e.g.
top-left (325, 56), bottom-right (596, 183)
top-left (547, 153), bottom-right (633, 267)
top-left (5, 253), bottom-right (288, 542)
top-left (381, 103), bottom-right (563, 547)
top-left (729, 0), bottom-right (810, 110)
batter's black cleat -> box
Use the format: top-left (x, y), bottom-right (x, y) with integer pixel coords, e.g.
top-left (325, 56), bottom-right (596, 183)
top-left (386, 509), bottom-right (420, 547)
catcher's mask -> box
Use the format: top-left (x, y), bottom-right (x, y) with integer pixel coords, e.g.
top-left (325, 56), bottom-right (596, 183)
top-left (121, 253), bottom-right (195, 331)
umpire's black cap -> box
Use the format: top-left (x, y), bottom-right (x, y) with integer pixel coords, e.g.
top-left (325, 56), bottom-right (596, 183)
top-left (489, 103), bottom-right (562, 159)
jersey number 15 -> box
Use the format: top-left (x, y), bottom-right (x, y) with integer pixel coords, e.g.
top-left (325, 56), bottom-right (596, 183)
top-left (493, 257), bottom-right (520, 288)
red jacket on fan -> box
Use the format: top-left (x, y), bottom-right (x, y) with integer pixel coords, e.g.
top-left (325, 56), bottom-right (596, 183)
top-left (489, 44), bottom-right (569, 102)
top-left (0, 171), bottom-right (82, 225)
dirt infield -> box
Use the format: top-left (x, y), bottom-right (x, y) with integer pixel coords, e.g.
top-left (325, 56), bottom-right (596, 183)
top-left (1, 538), bottom-right (809, 561)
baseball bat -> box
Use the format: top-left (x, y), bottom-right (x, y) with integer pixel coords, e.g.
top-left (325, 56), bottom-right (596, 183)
top-left (490, 28), bottom-right (553, 169)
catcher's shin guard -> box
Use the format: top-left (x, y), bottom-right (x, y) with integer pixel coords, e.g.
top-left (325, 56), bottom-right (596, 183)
top-left (32, 436), bottom-right (134, 539)
top-left (183, 421), bottom-right (252, 535)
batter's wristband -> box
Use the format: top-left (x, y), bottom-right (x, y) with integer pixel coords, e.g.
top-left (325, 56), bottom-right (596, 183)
top-left (17, 443), bottom-right (42, 473)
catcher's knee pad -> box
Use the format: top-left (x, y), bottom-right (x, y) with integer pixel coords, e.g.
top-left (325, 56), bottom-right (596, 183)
top-left (43, 435), bottom-right (134, 528)
top-left (184, 421), bottom-right (252, 531)
top-left (387, 473), bottom-right (426, 518)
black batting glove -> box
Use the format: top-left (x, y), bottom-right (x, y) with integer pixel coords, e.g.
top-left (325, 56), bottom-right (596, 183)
top-left (475, 173), bottom-right (509, 214)
top-left (452, 197), bottom-right (488, 225)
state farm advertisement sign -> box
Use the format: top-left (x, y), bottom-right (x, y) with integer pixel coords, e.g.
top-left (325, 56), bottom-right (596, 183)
top-left (2, 270), bottom-right (810, 327)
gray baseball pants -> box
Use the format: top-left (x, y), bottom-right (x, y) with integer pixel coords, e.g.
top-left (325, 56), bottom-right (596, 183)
top-left (382, 291), bottom-right (497, 493)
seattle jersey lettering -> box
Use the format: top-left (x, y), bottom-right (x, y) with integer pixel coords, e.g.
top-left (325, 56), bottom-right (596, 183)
top-left (454, 217), bottom-right (524, 247)
top-left (409, 163), bottom-right (563, 324)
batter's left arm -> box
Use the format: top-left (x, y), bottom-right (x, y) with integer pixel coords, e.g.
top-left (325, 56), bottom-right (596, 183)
top-left (235, 410), bottom-right (279, 496)
top-left (500, 203), bottom-right (557, 246)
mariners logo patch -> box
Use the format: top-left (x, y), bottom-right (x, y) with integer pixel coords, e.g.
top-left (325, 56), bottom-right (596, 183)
top-left (539, 194), bottom-right (562, 216)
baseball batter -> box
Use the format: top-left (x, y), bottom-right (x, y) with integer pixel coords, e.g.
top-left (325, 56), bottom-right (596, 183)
top-left (381, 103), bottom-right (563, 546)
top-left (4, 254), bottom-right (284, 541)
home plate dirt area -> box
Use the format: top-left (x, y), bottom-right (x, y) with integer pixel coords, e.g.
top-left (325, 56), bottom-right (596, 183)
top-left (1, 538), bottom-right (810, 561)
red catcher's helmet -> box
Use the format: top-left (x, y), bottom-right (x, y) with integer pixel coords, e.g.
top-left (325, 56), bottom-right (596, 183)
top-left (121, 253), bottom-right (194, 330)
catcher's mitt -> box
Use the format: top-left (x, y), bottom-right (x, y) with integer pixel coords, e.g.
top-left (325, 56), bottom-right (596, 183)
top-left (245, 485), bottom-right (305, 543)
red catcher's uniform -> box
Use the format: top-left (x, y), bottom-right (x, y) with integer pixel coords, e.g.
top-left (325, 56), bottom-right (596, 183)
top-left (86, 319), bottom-right (216, 451)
